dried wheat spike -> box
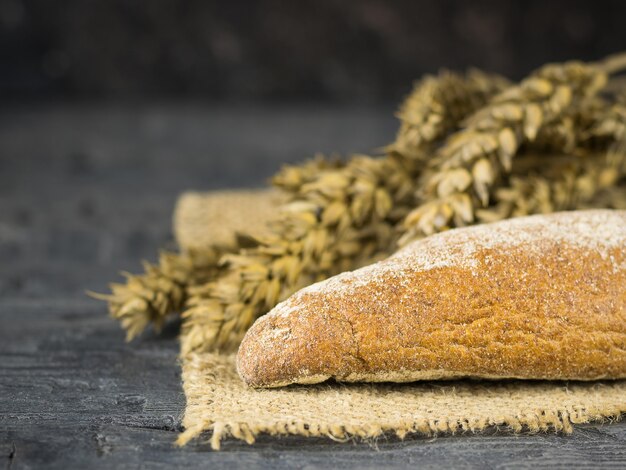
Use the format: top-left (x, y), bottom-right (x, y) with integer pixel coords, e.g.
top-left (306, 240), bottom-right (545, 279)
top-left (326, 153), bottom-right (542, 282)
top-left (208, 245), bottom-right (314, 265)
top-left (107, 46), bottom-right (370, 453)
top-left (90, 248), bottom-right (222, 340)
top-left (527, 96), bottom-right (607, 154)
top-left (575, 90), bottom-right (626, 184)
top-left (180, 155), bottom-right (415, 354)
top-left (476, 149), bottom-right (626, 223)
top-left (390, 69), bottom-right (510, 162)
top-left (271, 154), bottom-right (344, 193)
top-left (589, 95), bottom-right (626, 149)
top-left (399, 58), bottom-right (621, 244)
top-left (428, 90), bottom-right (626, 223)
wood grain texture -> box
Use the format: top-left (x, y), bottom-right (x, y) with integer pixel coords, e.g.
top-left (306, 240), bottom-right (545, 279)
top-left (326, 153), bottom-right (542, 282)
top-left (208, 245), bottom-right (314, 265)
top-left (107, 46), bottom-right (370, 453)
top-left (0, 104), bottom-right (625, 469)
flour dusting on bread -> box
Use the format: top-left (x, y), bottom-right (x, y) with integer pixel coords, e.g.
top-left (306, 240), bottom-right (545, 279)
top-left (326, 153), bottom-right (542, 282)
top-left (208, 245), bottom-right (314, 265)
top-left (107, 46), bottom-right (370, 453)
top-left (271, 210), bottom-right (626, 320)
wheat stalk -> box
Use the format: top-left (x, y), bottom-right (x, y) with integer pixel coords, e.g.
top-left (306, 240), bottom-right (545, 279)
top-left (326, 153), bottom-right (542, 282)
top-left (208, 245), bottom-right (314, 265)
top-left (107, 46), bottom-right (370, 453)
top-left (271, 154), bottom-right (344, 193)
top-left (390, 69), bottom-right (510, 164)
top-left (588, 93), bottom-right (626, 149)
top-left (180, 155), bottom-right (414, 353)
top-left (399, 57), bottom-right (625, 245)
top-left (476, 150), bottom-right (625, 223)
top-left (89, 248), bottom-right (222, 340)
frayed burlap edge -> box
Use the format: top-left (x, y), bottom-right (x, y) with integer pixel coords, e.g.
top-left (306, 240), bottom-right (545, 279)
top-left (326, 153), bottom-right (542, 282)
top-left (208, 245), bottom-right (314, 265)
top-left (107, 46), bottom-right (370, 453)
top-left (174, 190), bottom-right (626, 450)
top-left (176, 352), bottom-right (626, 450)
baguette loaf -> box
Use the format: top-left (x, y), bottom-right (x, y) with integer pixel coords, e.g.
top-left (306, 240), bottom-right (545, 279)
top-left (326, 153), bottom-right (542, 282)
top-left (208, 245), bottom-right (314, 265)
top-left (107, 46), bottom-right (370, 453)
top-left (237, 210), bottom-right (626, 388)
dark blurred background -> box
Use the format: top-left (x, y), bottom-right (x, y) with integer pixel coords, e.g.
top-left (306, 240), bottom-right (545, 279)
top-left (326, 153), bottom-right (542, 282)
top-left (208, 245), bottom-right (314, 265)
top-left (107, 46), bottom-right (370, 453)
top-left (2, 0), bottom-right (626, 104)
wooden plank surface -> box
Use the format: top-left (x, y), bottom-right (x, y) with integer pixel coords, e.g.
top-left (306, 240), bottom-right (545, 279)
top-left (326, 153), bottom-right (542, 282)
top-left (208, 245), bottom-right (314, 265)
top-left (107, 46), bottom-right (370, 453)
top-left (0, 104), bottom-right (624, 469)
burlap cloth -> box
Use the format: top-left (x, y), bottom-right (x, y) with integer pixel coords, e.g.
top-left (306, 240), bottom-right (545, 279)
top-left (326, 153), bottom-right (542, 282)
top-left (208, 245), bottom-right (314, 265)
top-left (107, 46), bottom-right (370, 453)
top-left (173, 189), bottom-right (626, 450)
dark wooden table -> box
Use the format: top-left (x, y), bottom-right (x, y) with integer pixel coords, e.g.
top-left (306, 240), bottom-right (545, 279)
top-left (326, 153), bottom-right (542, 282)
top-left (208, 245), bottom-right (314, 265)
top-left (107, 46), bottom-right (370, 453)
top-left (1, 104), bottom-right (624, 469)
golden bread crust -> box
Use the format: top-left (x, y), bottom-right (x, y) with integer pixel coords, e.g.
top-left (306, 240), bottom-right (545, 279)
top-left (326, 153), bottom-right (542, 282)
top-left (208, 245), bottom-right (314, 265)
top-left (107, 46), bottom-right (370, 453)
top-left (237, 210), bottom-right (626, 387)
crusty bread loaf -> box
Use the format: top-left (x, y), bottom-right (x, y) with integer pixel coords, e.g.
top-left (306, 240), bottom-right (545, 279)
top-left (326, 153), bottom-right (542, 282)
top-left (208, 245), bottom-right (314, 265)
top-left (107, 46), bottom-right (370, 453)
top-left (237, 210), bottom-right (626, 388)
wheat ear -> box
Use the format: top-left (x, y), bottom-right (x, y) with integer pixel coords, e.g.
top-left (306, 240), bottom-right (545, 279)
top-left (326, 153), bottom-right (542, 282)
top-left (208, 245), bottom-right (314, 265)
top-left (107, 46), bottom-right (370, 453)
top-left (89, 248), bottom-right (222, 340)
top-left (399, 56), bottom-right (625, 244)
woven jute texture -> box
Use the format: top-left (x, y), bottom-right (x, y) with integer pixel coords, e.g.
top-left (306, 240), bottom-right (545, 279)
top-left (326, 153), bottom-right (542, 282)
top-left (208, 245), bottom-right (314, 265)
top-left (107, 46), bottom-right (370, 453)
top-left (174, 189), bottom-right (626, 450)
top-left (177, 353), bottom-right (626, 450)
top-left (174, 188), bottom-right (286, 250)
